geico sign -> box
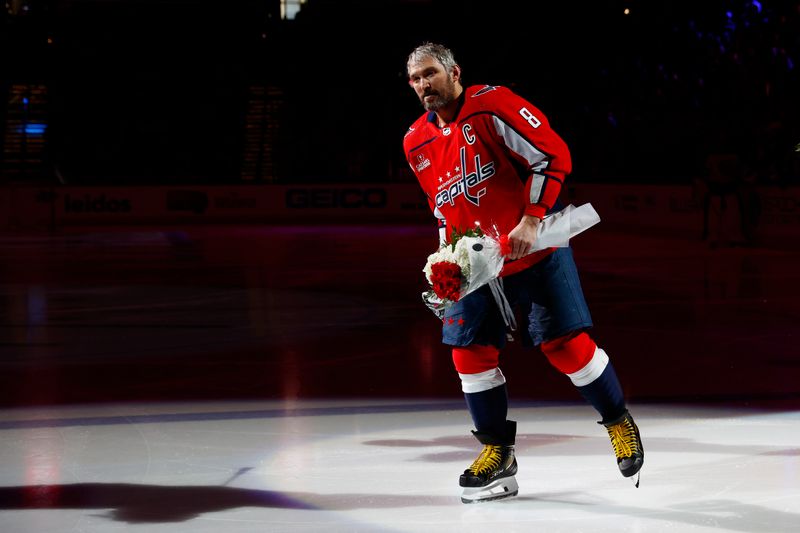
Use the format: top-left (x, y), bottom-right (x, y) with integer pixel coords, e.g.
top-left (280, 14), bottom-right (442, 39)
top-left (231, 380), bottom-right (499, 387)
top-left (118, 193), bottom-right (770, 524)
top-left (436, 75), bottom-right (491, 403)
top-left (285, 188), bottom-right (387, 208)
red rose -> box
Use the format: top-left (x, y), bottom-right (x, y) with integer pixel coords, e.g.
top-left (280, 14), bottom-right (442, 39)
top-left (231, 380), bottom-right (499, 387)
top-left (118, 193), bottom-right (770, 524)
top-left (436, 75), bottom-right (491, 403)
top-left (430, 261), bottom-right (462, 301)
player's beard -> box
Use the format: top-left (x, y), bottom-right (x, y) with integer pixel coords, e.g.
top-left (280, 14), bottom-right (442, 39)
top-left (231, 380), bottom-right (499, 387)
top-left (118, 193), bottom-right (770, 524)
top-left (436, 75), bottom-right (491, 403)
top-left (421, 80), bottom-right (457, 111)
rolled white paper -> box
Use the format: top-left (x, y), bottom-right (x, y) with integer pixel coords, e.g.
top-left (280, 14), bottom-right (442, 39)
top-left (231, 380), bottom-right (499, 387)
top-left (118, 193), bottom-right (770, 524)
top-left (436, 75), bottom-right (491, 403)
top-left (531, 203), bottom-right (601, 251)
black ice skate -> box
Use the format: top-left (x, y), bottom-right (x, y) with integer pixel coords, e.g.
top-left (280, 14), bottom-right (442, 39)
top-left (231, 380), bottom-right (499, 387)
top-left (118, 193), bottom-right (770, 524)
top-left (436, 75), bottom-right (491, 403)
top-left (601, 410), bottom-right (644, 487)
top-left (459, 420), bottom-right (518, 503)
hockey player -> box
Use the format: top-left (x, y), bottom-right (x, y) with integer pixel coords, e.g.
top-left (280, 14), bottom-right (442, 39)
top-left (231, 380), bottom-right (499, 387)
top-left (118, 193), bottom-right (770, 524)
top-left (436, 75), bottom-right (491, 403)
top-left (403, 42), bottom-right (644, 503)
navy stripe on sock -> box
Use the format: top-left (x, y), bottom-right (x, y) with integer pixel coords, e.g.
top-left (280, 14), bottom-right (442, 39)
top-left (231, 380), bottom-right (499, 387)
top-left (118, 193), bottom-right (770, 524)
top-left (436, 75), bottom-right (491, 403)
top-left (464, 384), bottom-right (508, 435)
top-left (575, 362), bottom-right (626, 422)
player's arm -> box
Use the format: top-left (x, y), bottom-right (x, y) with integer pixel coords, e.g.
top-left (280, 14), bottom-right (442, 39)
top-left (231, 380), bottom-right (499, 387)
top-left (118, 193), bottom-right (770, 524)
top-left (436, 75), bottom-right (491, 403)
top-left (480, 87), bottom-right (571, 258)
top-left (506, 214), bottom-right (540, 259)
top-left (489, 87), bottom-right (572, 220)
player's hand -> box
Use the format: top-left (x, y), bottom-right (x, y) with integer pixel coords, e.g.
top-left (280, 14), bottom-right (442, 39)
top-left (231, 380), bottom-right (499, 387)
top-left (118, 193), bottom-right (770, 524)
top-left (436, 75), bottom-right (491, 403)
top-left (506, 215), bottom-right (541, 260)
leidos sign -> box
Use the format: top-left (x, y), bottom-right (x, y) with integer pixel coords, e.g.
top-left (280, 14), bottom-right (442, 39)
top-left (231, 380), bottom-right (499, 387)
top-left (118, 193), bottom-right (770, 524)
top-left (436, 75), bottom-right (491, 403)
top-left (64, 194), bottom-right (132, 213)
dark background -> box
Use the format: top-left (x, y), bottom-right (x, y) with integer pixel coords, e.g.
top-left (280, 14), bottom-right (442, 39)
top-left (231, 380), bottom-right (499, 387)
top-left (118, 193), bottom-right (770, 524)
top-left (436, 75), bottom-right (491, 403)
top-left (0, 1), bottom-right (799, 410)
top-left (2, 0), bottom-right (799, 186)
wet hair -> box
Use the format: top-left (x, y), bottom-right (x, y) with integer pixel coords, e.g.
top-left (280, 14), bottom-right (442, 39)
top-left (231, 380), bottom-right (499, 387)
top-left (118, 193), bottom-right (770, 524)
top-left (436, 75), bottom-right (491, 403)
top-left (407, 42), bottom-right (458, 74)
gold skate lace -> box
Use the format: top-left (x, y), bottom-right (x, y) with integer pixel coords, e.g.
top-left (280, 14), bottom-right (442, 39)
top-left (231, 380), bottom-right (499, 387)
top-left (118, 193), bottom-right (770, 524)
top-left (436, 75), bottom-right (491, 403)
top-left (606, 419), bottom-right (639, 459)
top-left (469, 445), bottom-right (502, 475)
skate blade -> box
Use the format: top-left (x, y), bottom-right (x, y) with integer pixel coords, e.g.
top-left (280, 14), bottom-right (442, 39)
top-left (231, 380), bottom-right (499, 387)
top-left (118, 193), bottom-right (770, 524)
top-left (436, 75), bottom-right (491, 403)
top-left (630, 471), bottom-right (640, 488)
top-left (460, 476), bottom-right (519, 504)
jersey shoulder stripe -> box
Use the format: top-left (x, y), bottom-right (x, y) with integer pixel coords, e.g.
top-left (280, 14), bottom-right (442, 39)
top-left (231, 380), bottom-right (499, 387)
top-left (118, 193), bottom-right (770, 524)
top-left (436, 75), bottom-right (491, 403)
top-left (406, 135), bottom-right (437, 155)
top-left (471, 85), bottom-right (499, 97)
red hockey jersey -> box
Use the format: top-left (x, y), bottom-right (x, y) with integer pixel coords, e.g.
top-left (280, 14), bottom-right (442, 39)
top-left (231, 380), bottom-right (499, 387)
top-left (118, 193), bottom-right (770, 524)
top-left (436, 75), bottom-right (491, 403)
top-left (403, 84), bottom-right (572, 277)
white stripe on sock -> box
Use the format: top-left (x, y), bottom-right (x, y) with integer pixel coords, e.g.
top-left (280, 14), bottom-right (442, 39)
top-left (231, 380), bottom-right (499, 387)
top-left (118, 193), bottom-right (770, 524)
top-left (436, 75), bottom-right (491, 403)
top-left (458, 367), bottom-right (506, 393)
top-left (567, 347), bottom-right (609, 387)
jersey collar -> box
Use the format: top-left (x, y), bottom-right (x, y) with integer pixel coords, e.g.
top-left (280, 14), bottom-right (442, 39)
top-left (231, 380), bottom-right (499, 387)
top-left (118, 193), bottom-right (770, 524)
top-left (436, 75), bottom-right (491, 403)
top-left (425, 90), bottom-right (466, 129)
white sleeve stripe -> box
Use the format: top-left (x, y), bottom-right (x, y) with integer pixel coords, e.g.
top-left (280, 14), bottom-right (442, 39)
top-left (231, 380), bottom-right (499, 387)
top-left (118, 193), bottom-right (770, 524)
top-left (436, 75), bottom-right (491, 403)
top-left (529, 173), bottom-right (546, 204)
top-left (439, 226), bottom-right (448, 245)
top-left (458, 367), bottom-right (506, 393)
top-left (491, 116), bottom-right (548, 169)
top-left (492, 116), bottom-right (551, 204)
top-left (567, 348), bottom-right (610, 387)
top-left (434, 206), bottom-right (447, 244)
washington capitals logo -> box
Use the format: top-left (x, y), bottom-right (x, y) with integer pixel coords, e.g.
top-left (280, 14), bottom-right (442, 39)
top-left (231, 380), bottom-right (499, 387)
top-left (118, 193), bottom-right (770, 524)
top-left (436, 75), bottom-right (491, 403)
top-left (434, 147), bottom-right (495, 208)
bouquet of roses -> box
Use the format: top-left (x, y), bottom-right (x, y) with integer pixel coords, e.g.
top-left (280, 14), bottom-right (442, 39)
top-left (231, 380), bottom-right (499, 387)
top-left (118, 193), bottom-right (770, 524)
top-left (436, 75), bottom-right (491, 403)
top-left (421, 203), bottom-right (601, 320)
top-left (421, 225), bottom-right (508, 319)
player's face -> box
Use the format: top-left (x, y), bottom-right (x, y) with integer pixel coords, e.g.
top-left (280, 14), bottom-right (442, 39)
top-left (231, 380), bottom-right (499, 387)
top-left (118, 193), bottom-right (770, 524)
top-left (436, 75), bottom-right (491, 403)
top-left (407, 57), bottom-right (459, 111)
